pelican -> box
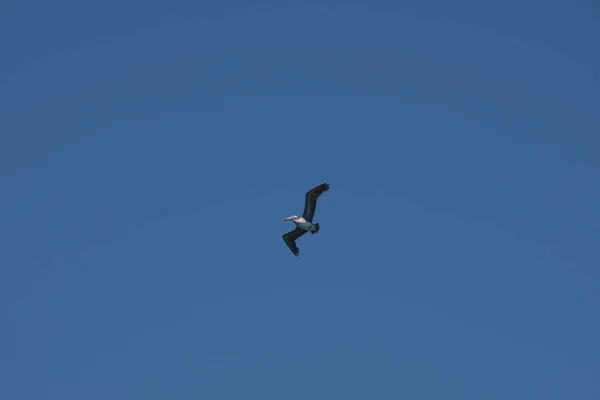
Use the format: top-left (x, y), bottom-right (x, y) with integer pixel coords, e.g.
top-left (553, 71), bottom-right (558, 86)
top-left (282, 183), bottom-right (330, 256)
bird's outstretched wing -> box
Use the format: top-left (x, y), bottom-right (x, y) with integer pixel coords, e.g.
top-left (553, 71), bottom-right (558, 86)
top-left (282, 227), bottom-right (307, 256)
top-left (302, 183), bottom-right (330, 222)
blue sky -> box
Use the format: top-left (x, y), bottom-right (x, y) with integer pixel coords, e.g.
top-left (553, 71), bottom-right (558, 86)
top-left (1, 1), bottom-right (599, 398)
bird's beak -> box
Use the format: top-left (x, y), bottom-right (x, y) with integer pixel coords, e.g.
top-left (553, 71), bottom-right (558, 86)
top-left (282, 217), bottom-right (292, 221)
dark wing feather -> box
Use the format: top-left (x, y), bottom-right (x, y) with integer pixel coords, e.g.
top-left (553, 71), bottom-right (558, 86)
top-left (302, 183), bottom-right (330, 222)
top-left (282, 227), bottom-right (307, 256)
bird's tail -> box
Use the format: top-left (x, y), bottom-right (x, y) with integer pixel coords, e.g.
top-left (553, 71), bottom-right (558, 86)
top-left (311, 223), bottom-right (320, 234)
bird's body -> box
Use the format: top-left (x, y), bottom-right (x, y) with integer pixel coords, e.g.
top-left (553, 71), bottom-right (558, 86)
top-left (281, 183), bottom-right (330, 256)
top-left (287, 217), bottom-right (315, 232)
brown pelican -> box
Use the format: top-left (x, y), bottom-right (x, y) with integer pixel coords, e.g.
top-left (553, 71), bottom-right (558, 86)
top-left (282, 183), bottom-right (330, 256)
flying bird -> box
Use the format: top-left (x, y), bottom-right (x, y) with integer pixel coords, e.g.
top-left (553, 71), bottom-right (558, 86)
top-left (281, 183), bottom-right (330, 256)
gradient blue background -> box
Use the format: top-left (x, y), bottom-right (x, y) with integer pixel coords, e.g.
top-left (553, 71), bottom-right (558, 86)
top-left (1, 1), bottom-right (599, 398)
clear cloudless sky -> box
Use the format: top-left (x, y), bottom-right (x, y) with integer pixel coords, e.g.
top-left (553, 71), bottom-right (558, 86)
top-left (1, 1), bottom-right (599, 399)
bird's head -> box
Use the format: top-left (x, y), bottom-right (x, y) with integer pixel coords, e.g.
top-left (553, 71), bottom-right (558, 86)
top-left (282, 215), bottom-right (298, 222)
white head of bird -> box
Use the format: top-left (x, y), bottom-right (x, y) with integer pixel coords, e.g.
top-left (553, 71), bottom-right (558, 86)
top-left (282, 215), bottom-right (298, 222)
